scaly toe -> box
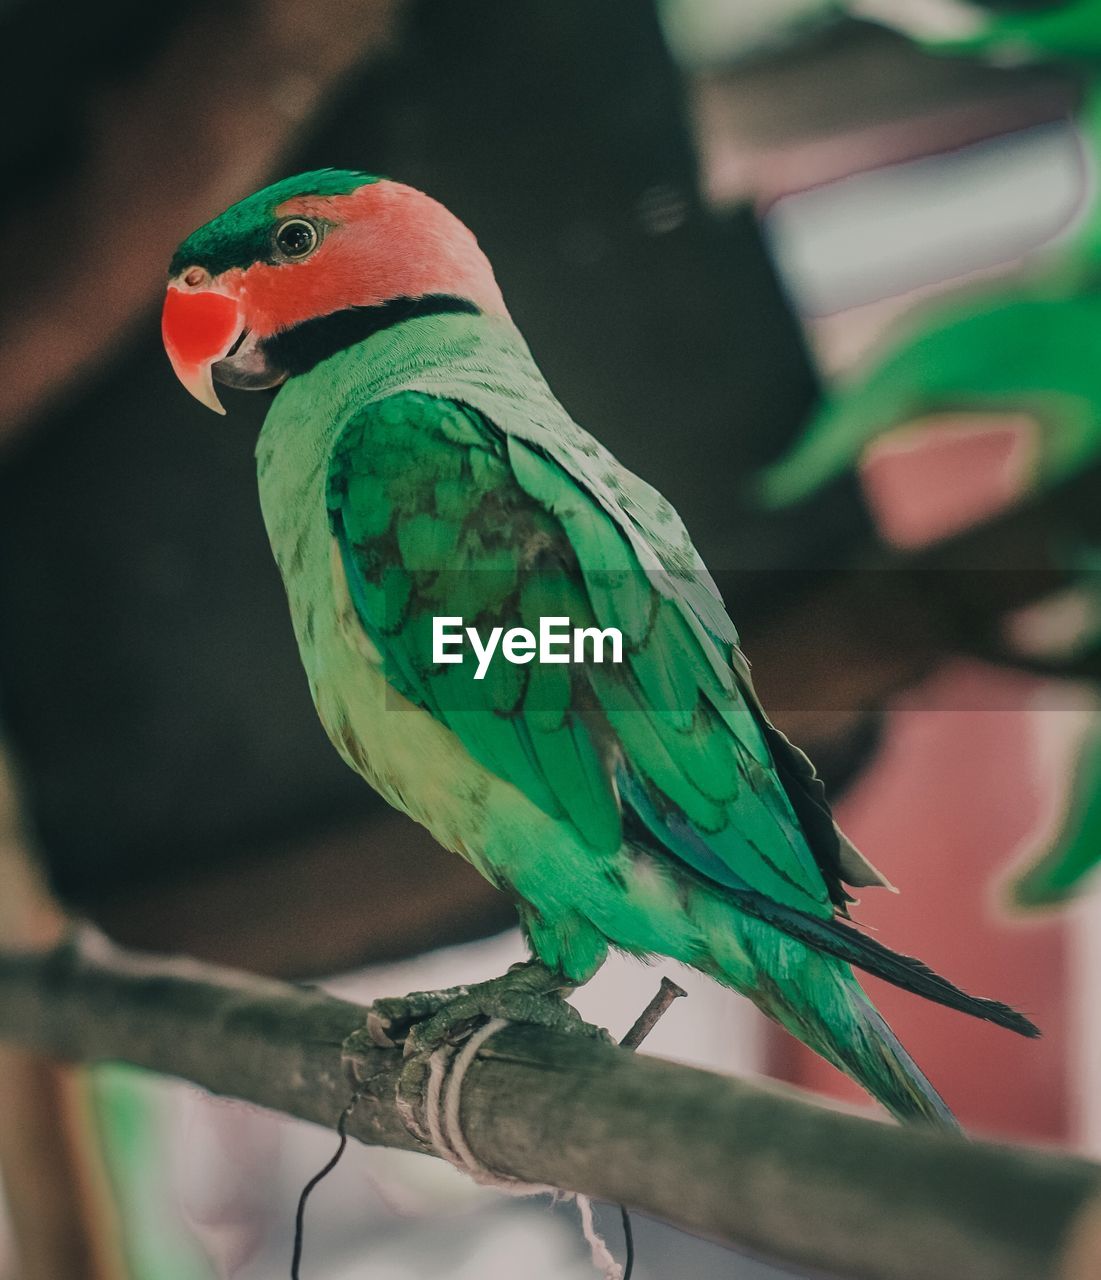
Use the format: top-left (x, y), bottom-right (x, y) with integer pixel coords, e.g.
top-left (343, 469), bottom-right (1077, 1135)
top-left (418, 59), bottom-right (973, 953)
top-left (359, 964), bottom-right (609, 1063)
top-left (365, 985), bottom-right (473, 1047)
top-left (402, 985), bottom-right (607, 1058)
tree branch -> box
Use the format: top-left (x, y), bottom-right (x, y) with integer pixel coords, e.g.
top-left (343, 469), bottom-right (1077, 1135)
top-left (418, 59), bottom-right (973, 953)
top-left (0, 747), bottom-right (128, 1280)
top-left (2, 934), bottom-right (1101, 1280)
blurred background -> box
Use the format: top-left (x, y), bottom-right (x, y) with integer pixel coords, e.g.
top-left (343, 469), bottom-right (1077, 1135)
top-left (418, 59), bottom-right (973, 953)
top-left (3, 0), bottom-right (1101, 1276)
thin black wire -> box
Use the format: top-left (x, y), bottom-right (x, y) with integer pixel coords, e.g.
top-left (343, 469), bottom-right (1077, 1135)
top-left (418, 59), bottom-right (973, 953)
top-left (292, 1081), bottom-right (637, 1279)
top-left (290, 1089), bottom-right (364, 1279)
top-left (620, 1205), bottom-right (635, 1280)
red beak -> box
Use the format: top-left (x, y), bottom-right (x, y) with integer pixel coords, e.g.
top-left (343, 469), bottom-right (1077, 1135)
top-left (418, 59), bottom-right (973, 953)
top-left (161, 284), bottom-right (245, 415)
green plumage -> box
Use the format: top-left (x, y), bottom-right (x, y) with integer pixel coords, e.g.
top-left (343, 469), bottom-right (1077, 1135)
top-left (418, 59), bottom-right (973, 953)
top-left (168, 169), bottom-right (378, 278)
top-left (249, 300), bottom-right (1036, 1130)
top-left (168, 168), bottom-right (1038, 1130)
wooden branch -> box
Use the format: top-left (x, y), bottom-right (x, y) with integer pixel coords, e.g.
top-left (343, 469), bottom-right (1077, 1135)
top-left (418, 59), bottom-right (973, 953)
top-left (0, 746), bottom-right (128, 1280)
top-left (2, 936), bottom-right (1101, 1280)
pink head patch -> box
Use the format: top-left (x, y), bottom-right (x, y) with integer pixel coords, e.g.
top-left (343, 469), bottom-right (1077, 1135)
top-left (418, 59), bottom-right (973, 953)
top-left (231, 181), bottom-right (507, 339)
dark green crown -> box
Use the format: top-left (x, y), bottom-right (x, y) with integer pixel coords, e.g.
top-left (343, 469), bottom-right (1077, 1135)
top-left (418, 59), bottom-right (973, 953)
top-left (169, 169), bottom-right (380, 278)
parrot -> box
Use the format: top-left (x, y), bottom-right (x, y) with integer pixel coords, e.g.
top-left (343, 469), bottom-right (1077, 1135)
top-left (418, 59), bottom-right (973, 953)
top-left (161, 169), bottom-right (1037, 1128)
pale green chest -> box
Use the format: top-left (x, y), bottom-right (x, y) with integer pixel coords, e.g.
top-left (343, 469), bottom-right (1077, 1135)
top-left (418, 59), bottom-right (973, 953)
top-left (255, 397), bottom-right (500, 861)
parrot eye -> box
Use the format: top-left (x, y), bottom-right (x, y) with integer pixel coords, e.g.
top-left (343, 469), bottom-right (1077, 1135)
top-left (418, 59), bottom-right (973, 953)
top-left (273, 218), bottom-right (319, 260)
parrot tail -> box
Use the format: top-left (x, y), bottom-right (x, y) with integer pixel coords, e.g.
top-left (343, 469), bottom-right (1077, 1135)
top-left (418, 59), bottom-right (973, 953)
top-left (728, 925), bottom-right (960, 1128)
top-left (815, 978), bottom-right (960, 1130)
top-left (735, 891), bottom-right (1040, 1039)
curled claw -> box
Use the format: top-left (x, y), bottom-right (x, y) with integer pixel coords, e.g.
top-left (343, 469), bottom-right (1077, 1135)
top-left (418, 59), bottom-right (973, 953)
top-left (359, 961), bottom-right (608, 1066)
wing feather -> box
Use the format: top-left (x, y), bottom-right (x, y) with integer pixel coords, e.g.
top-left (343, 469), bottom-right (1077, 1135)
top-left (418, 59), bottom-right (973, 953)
top-left (328, 391), bottom-right (864, 913)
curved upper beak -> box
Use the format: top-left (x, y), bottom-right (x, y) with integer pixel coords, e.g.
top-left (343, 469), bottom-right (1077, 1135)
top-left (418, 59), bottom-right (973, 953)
top-left (161, 282), bottom-right (245, 415)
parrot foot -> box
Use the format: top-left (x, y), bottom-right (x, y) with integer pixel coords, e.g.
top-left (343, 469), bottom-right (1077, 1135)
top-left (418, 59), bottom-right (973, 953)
top-left (338, 963), bottom-right (605, 1177)
top-left (357, 959), bottom-right (610, 1058)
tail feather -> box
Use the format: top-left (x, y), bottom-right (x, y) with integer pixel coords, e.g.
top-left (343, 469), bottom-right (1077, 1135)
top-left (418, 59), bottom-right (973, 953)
top-left (732, 890), bottom-right (1041, 1038)
top-left (729, 920), bottom-right (961, 1128)
top-left (834, 984), bottom-right (961, 1129)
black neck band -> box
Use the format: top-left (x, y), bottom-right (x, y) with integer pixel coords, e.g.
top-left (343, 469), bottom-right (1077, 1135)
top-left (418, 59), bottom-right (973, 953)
top-left (262, 294), bottom-right (480, 377)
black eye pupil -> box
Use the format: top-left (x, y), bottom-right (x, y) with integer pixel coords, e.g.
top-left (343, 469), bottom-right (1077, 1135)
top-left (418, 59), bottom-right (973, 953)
top-left (277, 221), bottom-right (316, 256)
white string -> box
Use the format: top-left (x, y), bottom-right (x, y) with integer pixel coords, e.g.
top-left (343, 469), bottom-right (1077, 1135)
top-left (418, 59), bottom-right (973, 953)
top-left (425, 1017), bottom-right (552, 1192)
top-left (407, 1016), bottom-right (621, 1279)
top-left (577, 1194), bottom-right (624, 1280)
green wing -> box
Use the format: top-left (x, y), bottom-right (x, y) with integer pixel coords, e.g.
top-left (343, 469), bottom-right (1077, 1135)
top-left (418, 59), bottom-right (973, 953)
top-left (328, 390), bottom-right (854, 917)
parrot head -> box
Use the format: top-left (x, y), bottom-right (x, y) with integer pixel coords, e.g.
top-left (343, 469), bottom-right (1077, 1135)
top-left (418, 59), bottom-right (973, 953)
top-left (162, 169), bottom-right (507, 414)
